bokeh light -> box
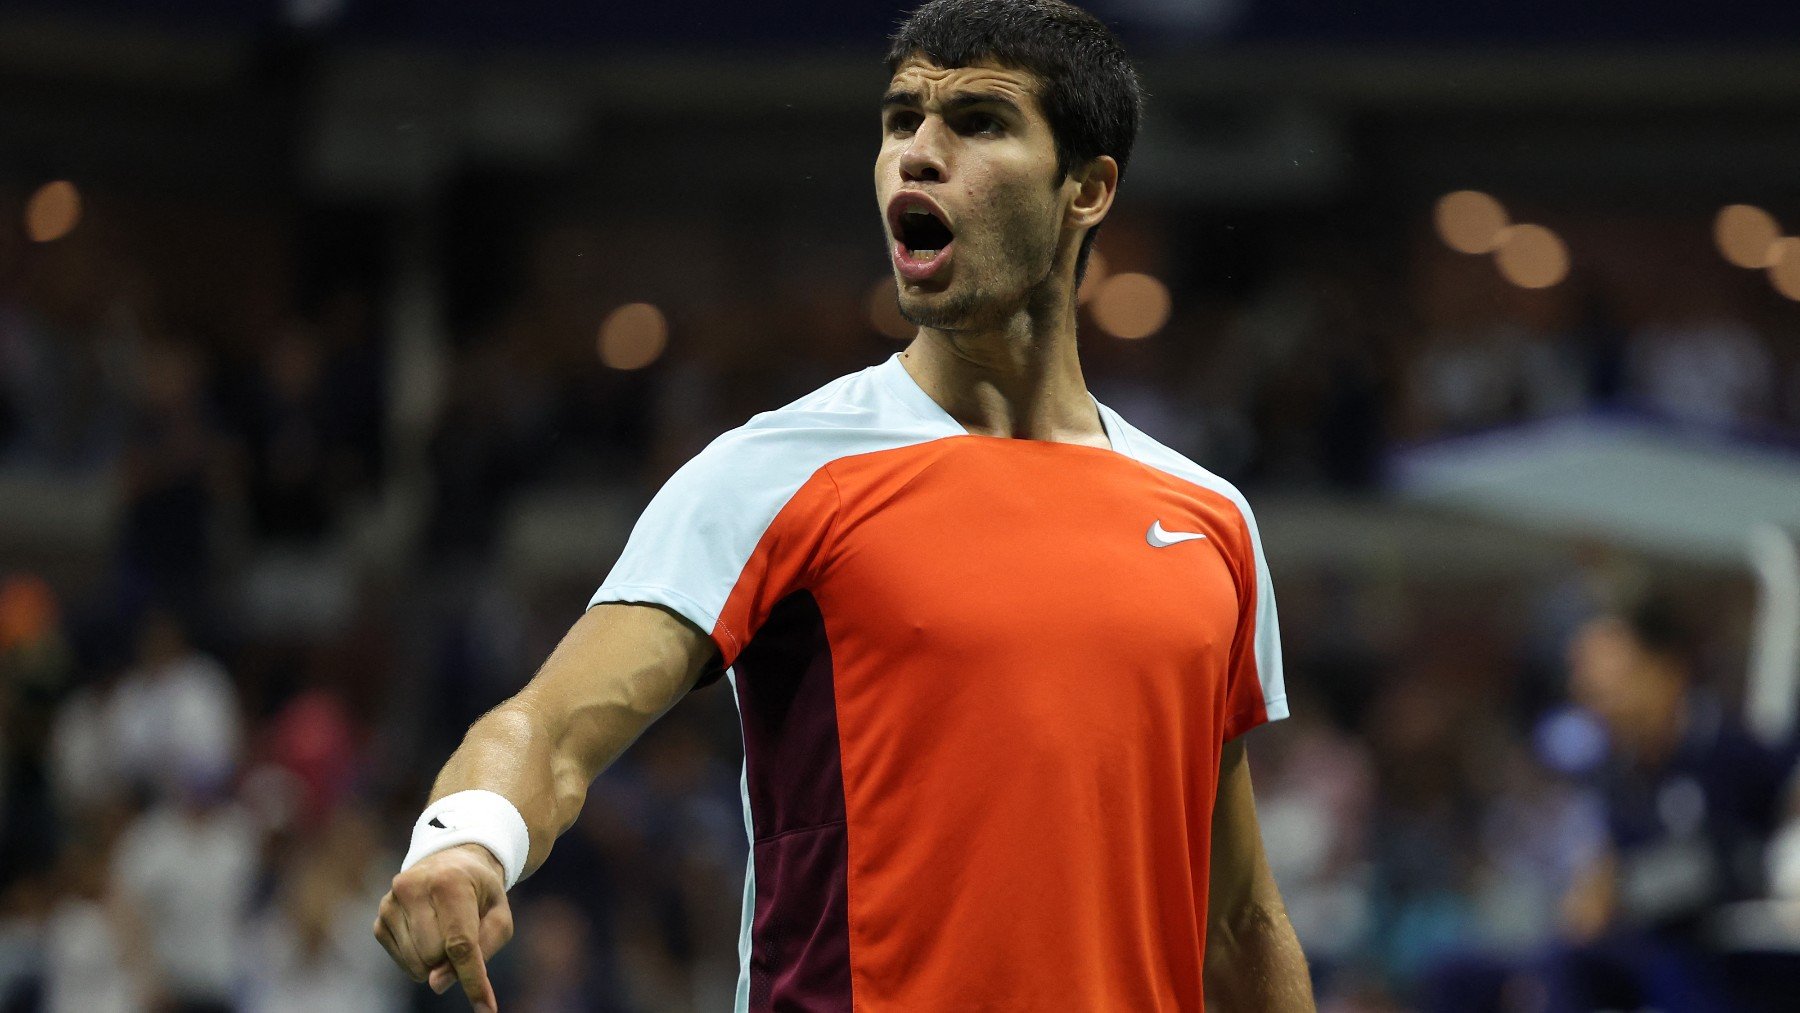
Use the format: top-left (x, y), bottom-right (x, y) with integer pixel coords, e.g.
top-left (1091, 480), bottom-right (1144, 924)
top-left (1077, 249), bottom-right (1109, 305)
top-left (1714, 204), bottom-right (1782, 269)
top-left (597, 303), bottom-right (668, 369)
top-left (24, 180), bottom-right (82, 242)
top-left (1434, 190), bottom-right (1510, 254)
top-left (1769, 237), bottom-right (1800, 301)
top-left (1090, 272), bottom-right (1171, 339)
top-left (866, 277), bottom-right (913, 340)
top-left (1494, 224), bottom-right (1570, 288)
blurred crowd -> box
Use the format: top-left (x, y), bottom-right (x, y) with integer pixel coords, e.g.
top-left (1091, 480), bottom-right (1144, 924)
top-left (2, 185), bottom-right (1800, 1011)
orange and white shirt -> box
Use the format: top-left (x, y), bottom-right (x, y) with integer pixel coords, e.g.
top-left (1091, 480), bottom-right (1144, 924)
top-left (590, 353), bottom-right (1286, 1012)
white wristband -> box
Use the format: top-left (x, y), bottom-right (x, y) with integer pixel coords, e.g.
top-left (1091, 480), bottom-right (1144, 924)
top-left (400, 789), bottom-right (531, 890)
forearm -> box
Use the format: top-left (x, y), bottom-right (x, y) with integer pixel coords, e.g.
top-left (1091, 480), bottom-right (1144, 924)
top-left (1205, 739), bottom-right (1314, 1011)
top-left (424, 603), bottom-right (714, 877)
top-left (1204, 896), bottom-right (1314, 1012)
top-left (427, 700), bottom-right (591, 876)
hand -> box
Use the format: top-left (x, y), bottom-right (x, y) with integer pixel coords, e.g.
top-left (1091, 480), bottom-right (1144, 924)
top-left (374, 843), bottom-right (515, 1012)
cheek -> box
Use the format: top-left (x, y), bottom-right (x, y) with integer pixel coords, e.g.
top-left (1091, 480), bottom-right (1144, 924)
top-left (984, 179), bottom-right (1058, 259)
top-left (873, 150), bottom-right (894, 196)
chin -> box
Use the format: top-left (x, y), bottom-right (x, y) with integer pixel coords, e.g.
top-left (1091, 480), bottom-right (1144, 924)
top-left (898, 290), bottom-right (976, 331)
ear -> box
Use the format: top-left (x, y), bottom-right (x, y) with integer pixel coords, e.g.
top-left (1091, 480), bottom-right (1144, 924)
top-left (1065, 155), bottom-right (1119, 233)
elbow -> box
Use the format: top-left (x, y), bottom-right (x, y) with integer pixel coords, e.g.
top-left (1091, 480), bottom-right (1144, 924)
top-left (1208, 895), bottom-right (1286, 961)
top-left (1205, 896), bottom-right (1313, 1010)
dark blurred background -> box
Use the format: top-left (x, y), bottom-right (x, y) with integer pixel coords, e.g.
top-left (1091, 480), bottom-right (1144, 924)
top-left (3, 1), bottom-right (1800, 1010)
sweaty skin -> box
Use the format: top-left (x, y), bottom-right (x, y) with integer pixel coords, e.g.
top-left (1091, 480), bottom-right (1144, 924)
top-left (876, 56), bottom-right (1118, 447)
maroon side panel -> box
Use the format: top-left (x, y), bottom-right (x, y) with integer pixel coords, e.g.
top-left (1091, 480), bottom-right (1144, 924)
top-left (733, 591), bottom-right (853, 1011)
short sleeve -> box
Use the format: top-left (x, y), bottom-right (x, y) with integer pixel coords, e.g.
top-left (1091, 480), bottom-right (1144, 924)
top-left (588, 426), bottom-right (840, 670)
top-left (1222, 495), bottom-right (1287, 739)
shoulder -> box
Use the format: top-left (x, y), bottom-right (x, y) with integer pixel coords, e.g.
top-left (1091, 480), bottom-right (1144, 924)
top-left (673, 358), bottom-right (954, 491)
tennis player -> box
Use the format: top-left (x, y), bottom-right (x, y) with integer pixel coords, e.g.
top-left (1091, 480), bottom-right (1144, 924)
top-left (376, 1), bottom-right (1313, 1009)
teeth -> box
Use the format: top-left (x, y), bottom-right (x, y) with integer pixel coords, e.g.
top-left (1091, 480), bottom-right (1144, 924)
top-left (909, 249), bottom-right (939, 261)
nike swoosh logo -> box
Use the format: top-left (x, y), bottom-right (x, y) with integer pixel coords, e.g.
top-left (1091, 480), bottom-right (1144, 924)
top-left (1147, 520), bottom-right (1207, 548)
top-left (428, 817), bottom-right (448, 829)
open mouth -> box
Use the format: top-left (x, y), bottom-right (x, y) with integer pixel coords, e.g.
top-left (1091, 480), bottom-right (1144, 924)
top-left (896, 206), bottom-right (955, 261)
top-left (888, 195), bottom-right (956, 281)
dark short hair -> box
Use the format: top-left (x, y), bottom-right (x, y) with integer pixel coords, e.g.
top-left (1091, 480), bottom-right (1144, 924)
top-left (886, 0), bottom-right (1144, 281)
top-left (1617, 590), bottom-right (1698, 675)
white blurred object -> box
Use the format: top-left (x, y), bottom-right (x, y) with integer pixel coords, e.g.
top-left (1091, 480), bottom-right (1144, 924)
top-left (111, 803), bottom-right (260, 1005)
top-left (48, 687), bottom-right (112, 813)
top-left (43, 899), bottom-right (144, 1013)
top-left (1746, 524), bottom-right (1800, 747)
top-left (240, 895), bottom-right (406, 1013)
top-left (1770, 821), bottom-right (1800, 901)
top-left (106, 651), bottom-right (240, 797)
top-left (1398, 416), bottom-right (1800, 565)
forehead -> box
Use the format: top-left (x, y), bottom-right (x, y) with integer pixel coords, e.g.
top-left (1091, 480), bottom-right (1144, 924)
top-left (884, 56), bottom-right (1043, 114)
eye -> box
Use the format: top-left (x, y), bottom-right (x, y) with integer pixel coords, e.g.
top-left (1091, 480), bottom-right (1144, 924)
top-left (961, 113), bottom-right (1003, 136)
top-left (886, 111), bottom-right (921, 135)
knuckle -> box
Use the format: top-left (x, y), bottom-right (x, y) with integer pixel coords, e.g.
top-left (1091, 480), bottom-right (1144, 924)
top-left (444, 935), bottom-right (476, 962)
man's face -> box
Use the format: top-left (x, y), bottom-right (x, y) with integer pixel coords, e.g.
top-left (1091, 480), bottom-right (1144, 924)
top-left (875, 56), bottom-right (1071, 331)
top-left (1567, 616), bottom-right (1678, 740)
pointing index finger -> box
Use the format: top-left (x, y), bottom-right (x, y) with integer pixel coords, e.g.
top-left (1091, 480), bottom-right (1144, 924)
top-left (431, 881), bottom-right (498, 1013)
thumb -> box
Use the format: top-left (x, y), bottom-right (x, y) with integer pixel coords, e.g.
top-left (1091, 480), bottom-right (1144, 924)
top-left (429, 963), bottom-right (455, 994)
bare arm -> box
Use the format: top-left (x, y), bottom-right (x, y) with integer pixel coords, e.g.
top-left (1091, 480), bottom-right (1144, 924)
top-left (431, 601), bottom-right (717, 873)
top-left (375, 602), bottom-right (718, 1011)
top-left (1204, 738), bottom-right (1315, 1012)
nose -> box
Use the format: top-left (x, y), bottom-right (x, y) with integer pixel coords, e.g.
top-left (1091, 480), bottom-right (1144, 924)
top-left (899, 118), bottom-right (949, 183)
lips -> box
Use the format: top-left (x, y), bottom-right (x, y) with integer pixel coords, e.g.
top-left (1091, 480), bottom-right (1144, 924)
top-left (887, 192), bottom-right (956, 282)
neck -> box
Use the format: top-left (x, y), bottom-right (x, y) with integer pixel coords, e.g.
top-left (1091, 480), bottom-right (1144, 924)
top-left (897, 264), bottom-right (1107, 447)
top-left (1622, 688), bottom-right (1689, 767)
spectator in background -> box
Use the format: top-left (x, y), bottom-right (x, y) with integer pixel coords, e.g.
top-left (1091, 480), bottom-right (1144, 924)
top-left (39, 831), bottom-right (154, 1013)
top-left (0, 238), bottom-right (139, 473)
top-left (241, 322), bottom-right (337, 546)
top-left (1624, 314), bottom-right (1775, 433)
top-left (503, 896), bottom-right (614, 1013)
top-left (115, 343), bottom-right (232, 620)
top-left (1250, 689), bottom-right (1376, 979)
top-left (0, 574), bottom-right (73, 897)
top-left (108, 761), bottom-right (259, 1013)
top-left (1406, 318), bottom-right (1585, 437)
top-left (240, 808), bottom-right (404, 1013)
top-left (104, 609), bottom-right (240, 806)
top-left (1545, 594), bottom-right (1792, 1012)
top-left (423, 345), bottom-right (539, 563)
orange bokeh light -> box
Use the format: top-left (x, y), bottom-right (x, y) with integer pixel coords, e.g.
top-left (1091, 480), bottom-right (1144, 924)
top-left (597, 303), bottom-right (669, 370)
top-left (1090, 273), bottom-right (1171, 340)
top-left (1769, 238), bottom-right (1800, 301)
top-left (1494, 224), bottom-right (1570, 289)
top-left (25, 180), bottom-right (81, 243)
top-left (1434, 190), bottom-right (1510, 255)
top-left (1715, 204), bottom-right (1782, 269)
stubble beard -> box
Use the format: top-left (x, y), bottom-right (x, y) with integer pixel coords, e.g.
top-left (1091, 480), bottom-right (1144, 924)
top-left (897, 279), bottom-right (987, 331)
top-left (896, 215), bottom-right (1058, 335)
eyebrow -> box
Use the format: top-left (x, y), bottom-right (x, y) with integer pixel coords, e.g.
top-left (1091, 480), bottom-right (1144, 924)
top-left (880, 90), bottom-right (1024, 117)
